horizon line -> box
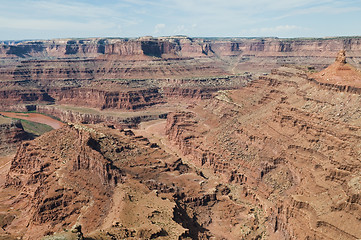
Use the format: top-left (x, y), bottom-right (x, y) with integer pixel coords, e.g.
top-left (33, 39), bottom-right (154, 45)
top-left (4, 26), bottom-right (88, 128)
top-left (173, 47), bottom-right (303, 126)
top-left (1, 35), bottom-right (361, 43)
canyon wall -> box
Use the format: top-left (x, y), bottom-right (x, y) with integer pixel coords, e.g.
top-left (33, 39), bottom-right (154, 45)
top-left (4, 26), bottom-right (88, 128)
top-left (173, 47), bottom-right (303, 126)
top-left (48, 87), bottom-right (164, 110)
top-left (1, 36), bottom-right (360, 113)
top-left (2, 37), bottom-right (361, 59)
top-left (36, 105), bottom-right (167, 128)
top-left (165, 67), bottom-right (361, 239)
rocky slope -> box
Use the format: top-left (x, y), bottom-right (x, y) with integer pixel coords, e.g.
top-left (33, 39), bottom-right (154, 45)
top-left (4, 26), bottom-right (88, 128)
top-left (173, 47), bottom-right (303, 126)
top-left (165, 64), bottom-right (361, 239)
top-left (1, 123), bottom-right (265, 239)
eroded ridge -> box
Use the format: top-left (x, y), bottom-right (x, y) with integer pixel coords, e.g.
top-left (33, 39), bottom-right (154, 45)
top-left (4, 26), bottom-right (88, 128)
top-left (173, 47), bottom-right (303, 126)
top-left (309, 50), bottom-right (361, 92)
top-left (165, 66), bottom-right (361, 239)
top-left (1, 123), bottom-right (268, 239)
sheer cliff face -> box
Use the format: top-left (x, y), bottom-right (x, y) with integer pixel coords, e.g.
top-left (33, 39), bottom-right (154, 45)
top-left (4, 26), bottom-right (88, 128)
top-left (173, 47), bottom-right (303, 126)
top-left (1, 37), bottom-right (361, 59)
top-left (1, 37), bottom-right (361, 86)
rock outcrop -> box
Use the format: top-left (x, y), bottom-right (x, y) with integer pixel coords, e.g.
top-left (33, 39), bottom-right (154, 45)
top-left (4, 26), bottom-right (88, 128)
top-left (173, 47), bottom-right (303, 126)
top-left (336, 49), bottom-right (347, 63)
top-left (3, 125), bottom-right (126, 239)
top-left (0, 117), bottom-right (28, 155)
top-left (309, 50), bottom-right (361, 90)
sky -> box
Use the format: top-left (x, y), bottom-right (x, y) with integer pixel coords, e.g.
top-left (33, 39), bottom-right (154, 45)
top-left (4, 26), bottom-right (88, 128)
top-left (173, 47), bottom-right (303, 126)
top-left (0, 0), bottom-right (360, 40)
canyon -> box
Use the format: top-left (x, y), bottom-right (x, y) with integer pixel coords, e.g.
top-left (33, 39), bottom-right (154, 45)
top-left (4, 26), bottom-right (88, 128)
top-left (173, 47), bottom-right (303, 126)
top-left (0, 36), bottom-right (361, 239)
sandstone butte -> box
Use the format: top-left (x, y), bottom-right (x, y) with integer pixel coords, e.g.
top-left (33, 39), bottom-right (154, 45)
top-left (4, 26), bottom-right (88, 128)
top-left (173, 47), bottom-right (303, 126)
top-left (0, 36), bottom-right (360, 240)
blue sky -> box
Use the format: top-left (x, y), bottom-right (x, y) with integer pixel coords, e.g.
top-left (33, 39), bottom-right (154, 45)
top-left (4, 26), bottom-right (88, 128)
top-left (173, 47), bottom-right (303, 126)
top-left (0, 0), bottom-right (360, 40)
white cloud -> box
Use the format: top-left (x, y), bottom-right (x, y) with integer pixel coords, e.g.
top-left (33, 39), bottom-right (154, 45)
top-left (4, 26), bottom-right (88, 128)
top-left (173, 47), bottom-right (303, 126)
top-left (171, 24), bottom-right (198, 35)
top-left (154, 23), bottom-right (166, 34)
top-left (0, 16), bottom-right (112, 31)
top-left (240, 25), bottom-right (311, 37)
top-left (259, 25), bottom-right (304, 33)
top-left (275, 3), bottom-right (361, 20)
top-left (174, 25), bottom-right (186, 35)
top-left (0, 0), bottom-right (360, 39)
top-left (0, 0), bottom-right (140, 39)
top-left (146, 0), bottom-right (360, 25)
top-left (0, 0), bottom-right (138, 28)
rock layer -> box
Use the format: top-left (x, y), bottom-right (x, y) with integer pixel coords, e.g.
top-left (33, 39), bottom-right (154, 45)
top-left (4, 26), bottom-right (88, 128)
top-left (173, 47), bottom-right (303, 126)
top-left (36, 105), bottom-right (168, 128)
top-left (1, 36), bottom-right (361, 112)
top-left (1, 39), bottom-right (361, 239)
top-left (2, 123), bottom-right (264, 239)
top-left (2, 37), bottom-right (361, 60)
top-left (165, 66), bottom-right (361, 239)
top-left (0, 117), bottom-right (28, 156)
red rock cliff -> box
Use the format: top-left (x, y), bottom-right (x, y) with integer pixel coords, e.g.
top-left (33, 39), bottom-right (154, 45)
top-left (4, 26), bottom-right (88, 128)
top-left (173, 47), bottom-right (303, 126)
top-left (1, 37), bottom-right (361, 60)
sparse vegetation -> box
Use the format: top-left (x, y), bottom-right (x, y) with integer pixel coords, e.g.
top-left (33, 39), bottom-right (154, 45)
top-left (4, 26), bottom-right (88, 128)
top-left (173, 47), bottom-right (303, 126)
top-left (0, 116), bottom-right (12, 124)
top-left (1, 114), bottom-right (53, 137)
top-left (19, 119), bottom-right (53, 137)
